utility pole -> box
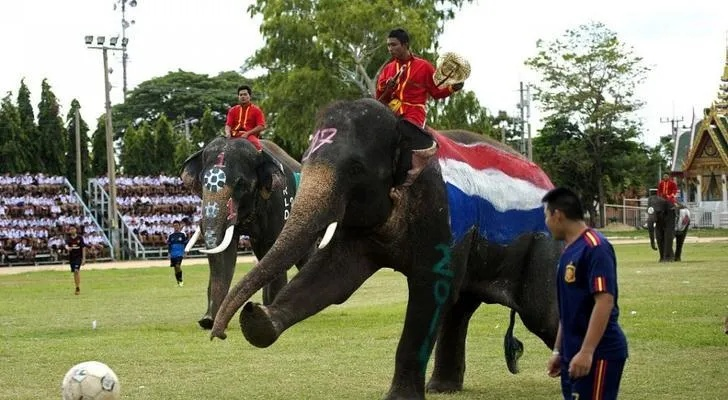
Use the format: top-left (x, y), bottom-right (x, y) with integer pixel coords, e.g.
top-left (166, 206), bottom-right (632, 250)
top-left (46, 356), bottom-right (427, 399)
top-left (519, 81), bottom-right (526, 156)
top-left (86, 35), bottom-right (124, 260)
top-left (116, 0), bottom-right (137, 99)
top-left (75, 108), bottom-right (82, 194)
top-left (660, 115), bottom-right (684, 145)
top-left (517, 82), bottom-right (532, 160)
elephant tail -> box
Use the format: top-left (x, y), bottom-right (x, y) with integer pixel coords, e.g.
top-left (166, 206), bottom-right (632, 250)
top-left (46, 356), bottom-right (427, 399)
top-left (504, 308), bottom-right (524, 375)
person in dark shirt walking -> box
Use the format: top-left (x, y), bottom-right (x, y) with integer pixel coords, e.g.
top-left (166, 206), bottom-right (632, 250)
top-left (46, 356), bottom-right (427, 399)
top-left (65, 226), bottom-right (86, 295)
top-left (167, 221), bottom-right (188, 287)
top-left (543, 187), bottom-right (628, 400)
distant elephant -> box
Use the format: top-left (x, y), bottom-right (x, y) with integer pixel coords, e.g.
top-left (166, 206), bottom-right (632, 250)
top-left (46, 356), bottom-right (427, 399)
top-left (646, 195), bottom-right (690, 262)
top-left (211, 99), bottom-right (560, 399)
top-left (181, 137), bottom-right (310, 330)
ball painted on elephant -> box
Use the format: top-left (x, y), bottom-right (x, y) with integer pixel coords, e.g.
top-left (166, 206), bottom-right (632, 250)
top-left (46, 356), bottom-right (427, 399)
top-left (204, 167), bottom-right (227, 193)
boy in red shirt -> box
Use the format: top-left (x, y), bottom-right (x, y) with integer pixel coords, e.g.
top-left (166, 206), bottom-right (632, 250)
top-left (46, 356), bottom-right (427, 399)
top-left (376, 28), bottom-right (463, 186)
top-left (225, 85), bottom-right (266, 151)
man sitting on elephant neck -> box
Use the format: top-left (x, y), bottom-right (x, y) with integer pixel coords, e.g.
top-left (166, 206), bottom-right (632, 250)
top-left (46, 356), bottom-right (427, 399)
top-left (225, 84), bottom-right (266, 152)
top-left (657, 173), bottom-right (678, 205)
top-left (376, 28), bottom-right (464, 186)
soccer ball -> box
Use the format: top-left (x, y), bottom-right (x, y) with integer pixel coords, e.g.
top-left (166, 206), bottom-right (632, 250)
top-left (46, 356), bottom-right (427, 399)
top-left (61, 361), bottom-right (121, 400)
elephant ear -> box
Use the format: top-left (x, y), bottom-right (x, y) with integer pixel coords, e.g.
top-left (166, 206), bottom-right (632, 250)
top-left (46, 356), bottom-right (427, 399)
top-left (256, 149), bottom-right (285, 199)
top-left (180, 149), bottom-right (204, 195)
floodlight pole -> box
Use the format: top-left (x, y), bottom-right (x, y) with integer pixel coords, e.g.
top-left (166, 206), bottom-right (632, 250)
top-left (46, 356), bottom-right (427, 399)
top-left (102, 47), bottom-right (120, 260)
top-left (87, 38), bottom-right (124, 260)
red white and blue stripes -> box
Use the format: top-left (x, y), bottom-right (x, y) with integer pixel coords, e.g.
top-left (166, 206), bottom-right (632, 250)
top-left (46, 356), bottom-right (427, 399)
top-left (435, 133), bottom-right (554, 245)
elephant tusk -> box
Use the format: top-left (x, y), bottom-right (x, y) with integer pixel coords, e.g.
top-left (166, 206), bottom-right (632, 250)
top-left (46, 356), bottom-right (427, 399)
top-left (200, 226), bottom-right (235, 254)
top-left (318, 222), bottom-right (338, 249)
top-left (184, 229), bottom-right (201, 253)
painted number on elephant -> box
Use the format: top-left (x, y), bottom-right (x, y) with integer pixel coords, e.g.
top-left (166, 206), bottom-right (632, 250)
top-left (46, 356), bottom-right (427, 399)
top-left (418, 244), bottom-right (453, 372)
top-left (302, 128), bottom-right (337, 161)
top-left (282, 186), bottom-right (294, 220)
top-left (204, 167), bottom-right (226, 192)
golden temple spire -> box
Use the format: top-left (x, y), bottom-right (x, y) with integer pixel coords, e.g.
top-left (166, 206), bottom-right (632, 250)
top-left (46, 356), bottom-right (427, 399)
top-left (717, 31), bottom-right (728, 114)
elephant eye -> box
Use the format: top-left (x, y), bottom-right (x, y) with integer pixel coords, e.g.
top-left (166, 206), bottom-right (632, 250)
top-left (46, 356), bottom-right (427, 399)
top-left (348, 161), bottom-right (365, 177)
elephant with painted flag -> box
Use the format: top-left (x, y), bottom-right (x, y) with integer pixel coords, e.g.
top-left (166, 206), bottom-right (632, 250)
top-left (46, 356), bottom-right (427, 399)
top-left (210, 98), bottom-right (560, 400)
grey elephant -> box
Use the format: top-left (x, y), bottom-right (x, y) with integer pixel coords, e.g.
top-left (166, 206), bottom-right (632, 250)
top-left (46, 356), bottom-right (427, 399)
top-left (646, 195), bottom-right (690, 262)
top-left (210, 98), bottom-right (561, 400)
top-left (181, 137), bottom-right (310, 329)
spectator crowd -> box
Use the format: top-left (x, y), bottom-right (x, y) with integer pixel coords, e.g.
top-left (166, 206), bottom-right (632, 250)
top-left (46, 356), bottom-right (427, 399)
top-left (1, 173), bottom-right (109, 265)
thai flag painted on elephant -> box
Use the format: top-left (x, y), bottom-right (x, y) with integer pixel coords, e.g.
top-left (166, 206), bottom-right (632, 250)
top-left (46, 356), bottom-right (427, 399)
top-left (434, 133), bottom-right (554, 245)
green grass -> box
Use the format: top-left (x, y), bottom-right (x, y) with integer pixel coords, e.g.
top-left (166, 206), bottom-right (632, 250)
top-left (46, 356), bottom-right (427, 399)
top-left (1, 243), bottom-right (727, 399)
top-left (602, 227), bottom-right (728, 238)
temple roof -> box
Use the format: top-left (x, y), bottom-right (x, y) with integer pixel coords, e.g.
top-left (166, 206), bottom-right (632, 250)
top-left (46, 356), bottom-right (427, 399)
top-left (682, 108), bottom-right (728, 175)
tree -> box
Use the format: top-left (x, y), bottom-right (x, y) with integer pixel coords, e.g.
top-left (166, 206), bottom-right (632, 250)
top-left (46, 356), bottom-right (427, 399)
top-left (174, 134), bottom-right (197, 173)
top-left (525, 22), bottom-right (650, 226)
top-left (120, 124), bottom-right (146, 176)
top-left (153, 115), bottom-right (178, 175)
top-left (246, 0), bottom-right (474, 158)
top-left (65, 99), bottom-right (92, 191)
top-left (0, 94), bottom-right (29, 173)
top-left (113, 70), bottom-right (252, 134)
top-left (37, 79), bottom-right (68, 175)
top-left (191, 106), bottom-right (219, 148)
top-left (428, 91), bottom-right (494, 135)
top-left (90, 117), bottom-right (107, 177)
top-left (17, 79), bottom-right (41, 171)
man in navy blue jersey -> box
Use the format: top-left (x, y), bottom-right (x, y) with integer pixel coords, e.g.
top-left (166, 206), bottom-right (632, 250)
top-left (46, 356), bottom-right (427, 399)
top-left (543, 187), bottom-right (628, 400)
top-left (167, 221), bottom-right (188, 287)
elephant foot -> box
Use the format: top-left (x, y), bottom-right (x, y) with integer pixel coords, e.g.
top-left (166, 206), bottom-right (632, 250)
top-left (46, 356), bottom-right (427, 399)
top-left (198, 316), bottom-right (214, 330)
top-left (240, 302), bottom-right (280, 348)
top-left (674, 257), bottom-right (681, 262)
top-left (425, 379), bottom-right (463, 394)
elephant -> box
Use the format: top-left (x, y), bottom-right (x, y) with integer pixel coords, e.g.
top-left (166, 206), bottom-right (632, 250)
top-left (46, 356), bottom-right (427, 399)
top-left (181, 137), bottom-right (311, 330)
top-left (646, 195), bottom-right (690, 262)
top-left (210, 98), bottom-right (560, 400)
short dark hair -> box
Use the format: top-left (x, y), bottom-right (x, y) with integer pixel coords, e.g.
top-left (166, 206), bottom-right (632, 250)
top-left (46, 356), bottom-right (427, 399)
top-left (388, 28), bottom-right (410, 45)
top-left (173, 220), bottom-right (180, 225)
top-left (541, 187), bottom-right (585, 221)
top-left (237, 85), bottom-right (252, 95)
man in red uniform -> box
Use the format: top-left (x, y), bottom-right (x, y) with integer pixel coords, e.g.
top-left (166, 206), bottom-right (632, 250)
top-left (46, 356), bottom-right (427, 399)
top-left (376, 28), bottom-right (463, 186)
top-left (657, 173), bottom-right (678, 204)
top-left (225, 85), bottom-right (266, 151)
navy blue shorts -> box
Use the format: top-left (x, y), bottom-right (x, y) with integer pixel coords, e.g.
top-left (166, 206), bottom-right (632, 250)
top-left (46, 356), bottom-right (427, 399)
top-left (560, 358), bottom-right (626, 400)
top-left (70, 262), bottom-right (82, 272)
top-left (170, 257), bottom-right (183, 267)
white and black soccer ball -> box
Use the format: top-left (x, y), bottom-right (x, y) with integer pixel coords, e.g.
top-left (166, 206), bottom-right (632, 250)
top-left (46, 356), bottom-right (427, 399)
top-left (203, 167), bottom-right (227, 193)
top-left (61, 361), bottom-right (120, 400)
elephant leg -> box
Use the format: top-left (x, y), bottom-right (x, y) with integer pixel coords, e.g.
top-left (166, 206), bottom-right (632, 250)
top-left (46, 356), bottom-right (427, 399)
top-left (199, 241), bottom-right (239, 330)
top-left (426, 292), bottom-right (481, 394)
top-left (239, 245), bottom-right (377, 348)
top-left (656, 225), bottom-right (666, 262)
top-left (386, 245), bottom-right (460, 400)
top-left (262, 272), bottom-right (288, 305)
top-left (674, 231), bottom-right (687, 261)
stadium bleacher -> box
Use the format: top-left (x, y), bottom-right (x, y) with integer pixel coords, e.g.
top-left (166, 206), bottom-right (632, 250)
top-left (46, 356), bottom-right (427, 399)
top-left (0, 174), bottom-right (109, 266)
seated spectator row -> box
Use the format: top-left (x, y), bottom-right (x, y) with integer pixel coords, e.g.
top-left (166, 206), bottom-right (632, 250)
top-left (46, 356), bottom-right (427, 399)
top-left (0, 173), bottom-right (66, 191)
top-left (96, 175), bottom-right (191, 197)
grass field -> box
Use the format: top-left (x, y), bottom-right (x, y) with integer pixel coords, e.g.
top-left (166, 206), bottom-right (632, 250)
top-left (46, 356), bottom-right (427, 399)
top-left (1, 243), bottom-right (727, 399)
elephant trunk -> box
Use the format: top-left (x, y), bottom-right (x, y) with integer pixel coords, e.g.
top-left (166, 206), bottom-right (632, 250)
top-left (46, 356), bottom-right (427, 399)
top-left (647, 220), bottom-right (657, 251)
top-left (211, 163), bottom-right (340, 339)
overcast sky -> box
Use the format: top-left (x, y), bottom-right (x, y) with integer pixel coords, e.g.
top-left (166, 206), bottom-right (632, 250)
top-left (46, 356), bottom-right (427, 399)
top-left (1, 0), bottom-right (727, 146)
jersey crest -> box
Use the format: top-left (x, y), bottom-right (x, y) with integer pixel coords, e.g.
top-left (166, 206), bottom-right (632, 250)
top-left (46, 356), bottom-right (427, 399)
top-left (434, 132), bottom-right (553, 245)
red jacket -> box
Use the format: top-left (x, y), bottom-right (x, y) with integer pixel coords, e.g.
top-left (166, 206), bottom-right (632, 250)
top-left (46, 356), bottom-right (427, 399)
top-left (657, 178), bottom-right (678, 204)
top-left (225, 103), bottom-right (266, 138)
top-left (376, 55), bottom-right (454, 128)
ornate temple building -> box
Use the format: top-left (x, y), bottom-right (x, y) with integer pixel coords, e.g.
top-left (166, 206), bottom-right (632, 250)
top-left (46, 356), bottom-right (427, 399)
top-left (671, 42), bottom-right (728, 227)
